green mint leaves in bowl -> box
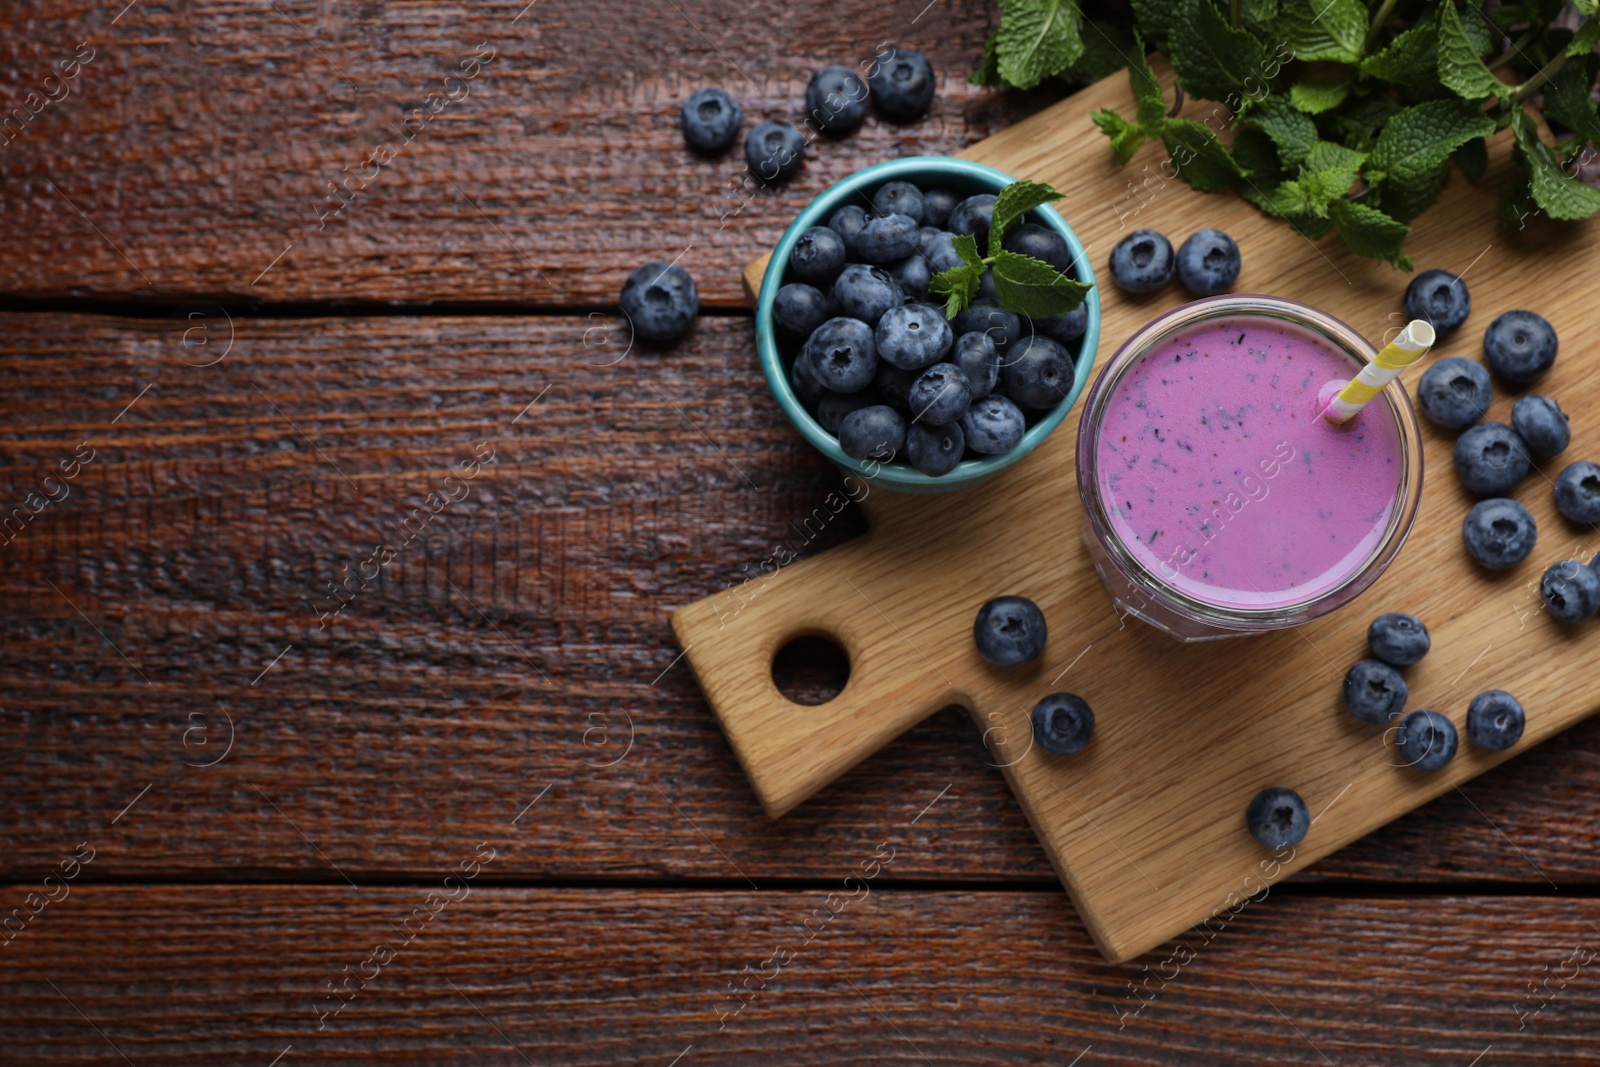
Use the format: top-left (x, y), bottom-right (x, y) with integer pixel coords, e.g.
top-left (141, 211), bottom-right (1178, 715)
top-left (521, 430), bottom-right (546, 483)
top-left (930, 178), bottom-right (1096, 320)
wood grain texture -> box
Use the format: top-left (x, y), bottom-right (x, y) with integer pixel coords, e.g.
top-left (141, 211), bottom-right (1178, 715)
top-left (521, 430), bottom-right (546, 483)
top-left (0, 0), bottom-right (1059, 308)
top-left (677, 55), bottom-right (1600, 961)
top-left (4, 886), bottom-right (1600, 1065)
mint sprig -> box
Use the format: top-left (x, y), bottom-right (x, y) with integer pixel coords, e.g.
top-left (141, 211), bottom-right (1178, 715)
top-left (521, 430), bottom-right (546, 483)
top-left (927, 178), bottom-right (1094, 321)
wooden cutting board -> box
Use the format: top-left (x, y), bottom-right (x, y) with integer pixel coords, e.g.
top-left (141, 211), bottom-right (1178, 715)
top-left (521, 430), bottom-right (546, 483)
top-left (669, 55), bottom-right (1600, 963)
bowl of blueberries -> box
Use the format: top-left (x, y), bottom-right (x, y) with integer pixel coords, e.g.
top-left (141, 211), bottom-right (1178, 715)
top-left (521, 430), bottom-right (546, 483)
top-left (757, 156), bottom-right (1100, 493)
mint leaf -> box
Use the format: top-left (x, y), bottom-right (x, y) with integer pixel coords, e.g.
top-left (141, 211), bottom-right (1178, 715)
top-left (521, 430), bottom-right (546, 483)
top-left (1543, 61), bottom-right (1600, 144)
top-left (1231, 127), bottom-right (1289, 178)
top-left (1129, 32), bottom-right (1168, 129)
top-left (1576, 0), bottom-right (1598, 14)
top-left (1329, 199), bottom-right (1414, 269)
top-left (930, 263), bottom-right (984, 318)
top-left (1240, 0), bottom-right (1280, 41)
top-left (989, 249), bottom-right (1093, 319)
top-left (1359, 12), bottom-right (1440, 91)
top-left (1376, 163), bottom-right (1449, 222)
top-left (1330, 93), bottom-right (1404, 150)
top-left (1243, 95), bottom-right (1318, 168)
top-left (1168, 0), bottom-right (1269, 101)
top-left (1367, 99), bottom-right (1497, 183)
top-left (1066, 20), bottom-right (1135, 83)
top-left (990, 180), bottom-right (1065, 250)
top-left (1129, 0), bottom-right (1180, 47)
top-left (1162, 118), bottom-right (1246, 191)
top-left (1289, 76), bottom-right (1350, 114)
top-left (1453, 136), bottom-right (1489, 180)
top-left (1567, 18), bottom-right (1600, 56)
top-left (1437, 2), bottom-right (1514, 102)
top-left (952, 232), bottom-right (984, 269)
top-left (1513, 108), bottom-right (1600, 220)
top-left (1297, 140), bottom-right (1367, 208)
top-left (1277, 0), bottom-right (1366, 64)
top-left (971, 32), bottom-right (1002, 86)
top-left (1093, 108), bottom-right (1151, 165)
top-left (995, 0), bottom-right (1085, 90)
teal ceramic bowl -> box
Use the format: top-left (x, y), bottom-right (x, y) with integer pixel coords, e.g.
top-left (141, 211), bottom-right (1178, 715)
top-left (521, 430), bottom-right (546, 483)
top-left (756, 156), bottom-right (1100, 493)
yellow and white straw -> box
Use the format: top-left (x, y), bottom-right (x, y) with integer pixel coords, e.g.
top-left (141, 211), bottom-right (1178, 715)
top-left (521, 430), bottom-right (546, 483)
top-left (1320, 319), bottom-right (1437, 423)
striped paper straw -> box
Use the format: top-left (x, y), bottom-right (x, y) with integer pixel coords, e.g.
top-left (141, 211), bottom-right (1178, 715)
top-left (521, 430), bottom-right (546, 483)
top-left (1320, 319), bottom-right (1437, 424)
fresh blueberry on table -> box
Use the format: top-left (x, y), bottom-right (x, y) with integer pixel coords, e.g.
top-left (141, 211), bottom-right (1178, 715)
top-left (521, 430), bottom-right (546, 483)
top-left (1003, 335), bottom-right (1075, 410)
top-left (1510, 394), bottom-right (1570, 457)
top-left (1462, 498), bottom-right (1538, 570)
top-left (1108, 229), bottom-right (1175, 293)
top-left (805, 65), bottom-right (869, 133)
top-left (887, 254), bottom-right (932, 302)
top-left (815, 389), bottom-right (875, 435)
top-left (1453, 421), bottom-right (1531, 496)
top-left (1002, 222), bottom-right (1072, 273)
top-left (789, 226), bottom-right (847, 286)
top-left (1367, 613), bottom-right (1430, 667)
top-left (1402, 269), bottom-right (1471, 336)
top-left (1416, 356), bottom-right (1492, 431)
top-left (619, 261), bottom-right (698, 342)
top-left (873, 362), bottom-right (917, 412)
top-left (680, 87), bottom-right (742, 152)
top-left (1483, 310), bottom-right (1558, 384)
top-left (906, 421), bottom-right (965, 476)
top-left (867, 48), bottom-right (936, 122)
top-left (1245, 787), bottom-right (1309, 850)
top-left (875, 302), bottom-right (953, 370)
top-left (1553, 460), bottom-right (1600, 523)
top-left (1031, 692), bottom-right (1095, 756)
top-left (1394, 710), bottom-right (1458, 771)
top-left (773, 283), bottom-right (831, 338)
top-left (1343, 658), bottom-right (1408, 725)
top-left (827, 205), bottom-right (870, 257)
top-left (919, 187), bottom-right (960, 228)
top-left (803, 316), bottom-right (878, 393)
top-left (946, 194), bottom-right (998, 253)
top-left (961, 394), bottom-right (1027, 454)
top-left (1540, 560), bottom-right (1600, 623)
top-left (908, 363), bottom-right (972, 426)
top-left (1466, 690), bottom-right (1525, 751)
top-left (973, 595), bottom-right (1047, 666)
top-left (1038, 303), bottom-right (1089, 346)
top-left (745, 119), bottom-right (805, 182)
top-left (872, 181), bottom-right (924, 223)
top-left (1174, 228), bottom-right (1241, 296)
top-left (856, 213), bottom-right (922, 264)
top-left (837, 404), bottom-right (907, 461)
top-left (953, 301), bottom-right (1021, 350)
top-left (830, 263), bottom-right (903, 327)
top-left (952, 331), bottom-right (1000, 400)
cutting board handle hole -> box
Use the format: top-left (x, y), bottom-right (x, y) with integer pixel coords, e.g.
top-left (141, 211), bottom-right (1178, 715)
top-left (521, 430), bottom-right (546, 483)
top-left (770, 633), bottom-right (850, 706)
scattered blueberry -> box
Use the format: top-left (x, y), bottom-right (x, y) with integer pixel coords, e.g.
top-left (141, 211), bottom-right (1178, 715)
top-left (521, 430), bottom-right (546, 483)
top-left (1540, 560), bottom-right (1600, 623)
top-left (1031, 693), bottom-right (1095, 756)
top-left (1483, 310), bottom-right (1558, 384)
top-left (1174, 228), bottom-right (1241, 296)
top-left (1403, 269), bottom-right (1472, 336)
top-left (815, 389), bottom-right (876, 435)
top-left (773, 282), bottom-right (831, 338)
top-left (1416, 357), bottom-right (1492, 431)
top-left (920, 187), bottom-right (959, 229)
top-left (973, 595), bottom-right (1047, 666)
top-left (827, 205), bottom-right (869, 257)
top-left (837, 404), bottom-right (907, 461)
top-left (620, 261), bottom-right (698, 342)
top-left (1462, 498), bottom-right (1537, 570)
top-left (873, 362), bottom-right (917, 412)
top-left (952, 331), bottom-right (1000, 400)
top-left (856, 213), bottom-right (921, 264)
top-left (875, 302), bottom-right (953, 370)
top-left (961, 394), bottom-right (1027, 454)
top-left (908, 363), bottom-right (972, 426)
top-left (872, 181), bottom-right (924, 223)
top-left (1343, 658), bottom-right (1408, 724)
top-left (680, 87), bottom-right (742, 152)
top-left (745, 119), bottom-right (805, 182)
top-left (1367, 613), bottom-right (1430, 667)
top-left (1003, 335), bottom-right (1074, 410)
top-left (1245, 787), bottom-right (1309, 850)
top-left (804, 317), bottom-right (878, 393)
top-left (790, 226), bottom-right (847, 286)
top-left (868, 48), bottom-right (936, 121)
top-left (953, 301), bottom-right (1021, 350)
top-left (830, 264), bottom-right (903, 327)
top-left (805, 65), bottom-right (869, 133)
top-left (1466, 690), bottom-right (1525, 751)
top-left (1553, 460), bottom-right (1600, 523)
top-left (1394, 710), bottom-right (1458, 771)
top-left (1108, 229), bottom-right (1174, 293)
top-left (887, 254), bottom-right (931, 301)
top-left (1038, 304), bottom-right (1088, 347)
top-left (1510, 394), bottom-right (1570, 457)
top-left (906, 421), bottom-right (965, 476)
top-left (1002, 222), bottom-right (1071, 273)
top-left (947, 194), bottom-right (998, 253)
top-left (1453, 421), bottom-right (1531, 496)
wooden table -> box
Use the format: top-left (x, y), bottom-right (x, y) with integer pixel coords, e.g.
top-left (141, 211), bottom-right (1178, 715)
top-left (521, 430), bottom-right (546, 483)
top-left (1, 2), bottom-right (1596, 1063)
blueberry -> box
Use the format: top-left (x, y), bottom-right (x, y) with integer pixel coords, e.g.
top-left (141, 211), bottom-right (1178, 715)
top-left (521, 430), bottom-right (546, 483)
top-left (773, 283), bottom-right (831, 338)
top-left (1343, 658), bottom-right (1408, 724)
top-left (886, 254), bottom-right (931, 302)
top-left (803, 317), bottom-right (878, 393)
top-left (872, 181), bottom-right (925, 223)
top-left (1540, 559), bottom-right (1600, 623)
top-left (1403, 269), bottom-right (1471, 336)
top-left (856, 213), bottom-right (921, 264)
top-left (973, 595), bottom-right (1047, 666)
top-left (1037, 304), bottom-right (1088, 348)
top-left (873, 362), bottom-right (918, 412)
top-left (961, 394), bottom-right (1026, 454)
top-left (1553, 460), bottom-right (1600, 523)
top-left (1366, 613), bottom-right (1430, 666)
top-left (875, 302), bottom-right (953, 370)
top-left (906, 421), bottom-right (965, 476)
top-left (1483, 310), bottom-right (1558, 384)
top-left (815, 389), bottom-right (876, 435)
top-left (830, 263), bottom-right (903, 327)
top-left (1510, 394), bottom-right (1570, 457)
top-left (790, 226), bottom-right (847, 286)
top-left (837, 404), bottom-right (907, 462)
top-left (867, 48), bottom-right (935, 121)
top-left (680, 87), bottom-right (742, 152)
top-left (1415, 357), bottom-right (1492, 430)
top-left (1453, 421), bottom-right (1531, 496)
top-left (805, 65), bottom-right (869, 133)
top-left (1031, 693), bottom-right (1095, 756)
top-left (1394, 710), bottom-right (1458, 771)
top-left (953, 301), bottom-right (1022, 350)
top-left (1245, 787), bottom-right (1309, 850)
top-left (923, 231), bottom-right (963, 273)
top-left (952, 331), bottom-right (1000, 400)
top-left (947, 195), bottom-right (998, 254)
top-left (1174, 228), bottom-right (1241, 296)
top-left (619, 261), bottom-right (698, 342)
top-left (790, 347), bottom-right (825, 405)
top-left (1108, 229), bottom-right (1175, 293)
top-left (1002, 222), bottom-right (1071, 272)
top-left (827, 205), bottom-right (870, 257)
top-left (920, 187), bottom-right (960, 229)
top-left (1462, 498), bottom-right (1537, 570)
top-left (1466, 690), bottom-right (1525, 751)
top-left (916, 226), bottom-right (943, 253)
top-left (976, 269), bottom-right (998, 302)
top-left (1003, 335), bottom-right (1074, 410)
top-left (745, 119), bottom-right (805, 183)
top-left (908, 363), bottom-right (972, 426)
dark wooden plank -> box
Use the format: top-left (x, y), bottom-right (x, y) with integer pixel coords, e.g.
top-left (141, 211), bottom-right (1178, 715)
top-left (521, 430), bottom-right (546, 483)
top-left (3, 886), bottom-right (1598, 1064)
top-left (0, 0), bottom-right (1058, 307)
top-left (1, 312), bottom-right (1596, 886)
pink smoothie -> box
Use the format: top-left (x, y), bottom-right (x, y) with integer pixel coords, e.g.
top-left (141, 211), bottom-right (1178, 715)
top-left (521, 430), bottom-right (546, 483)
top-left (1094, 316), bottom-right (1402, 610)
